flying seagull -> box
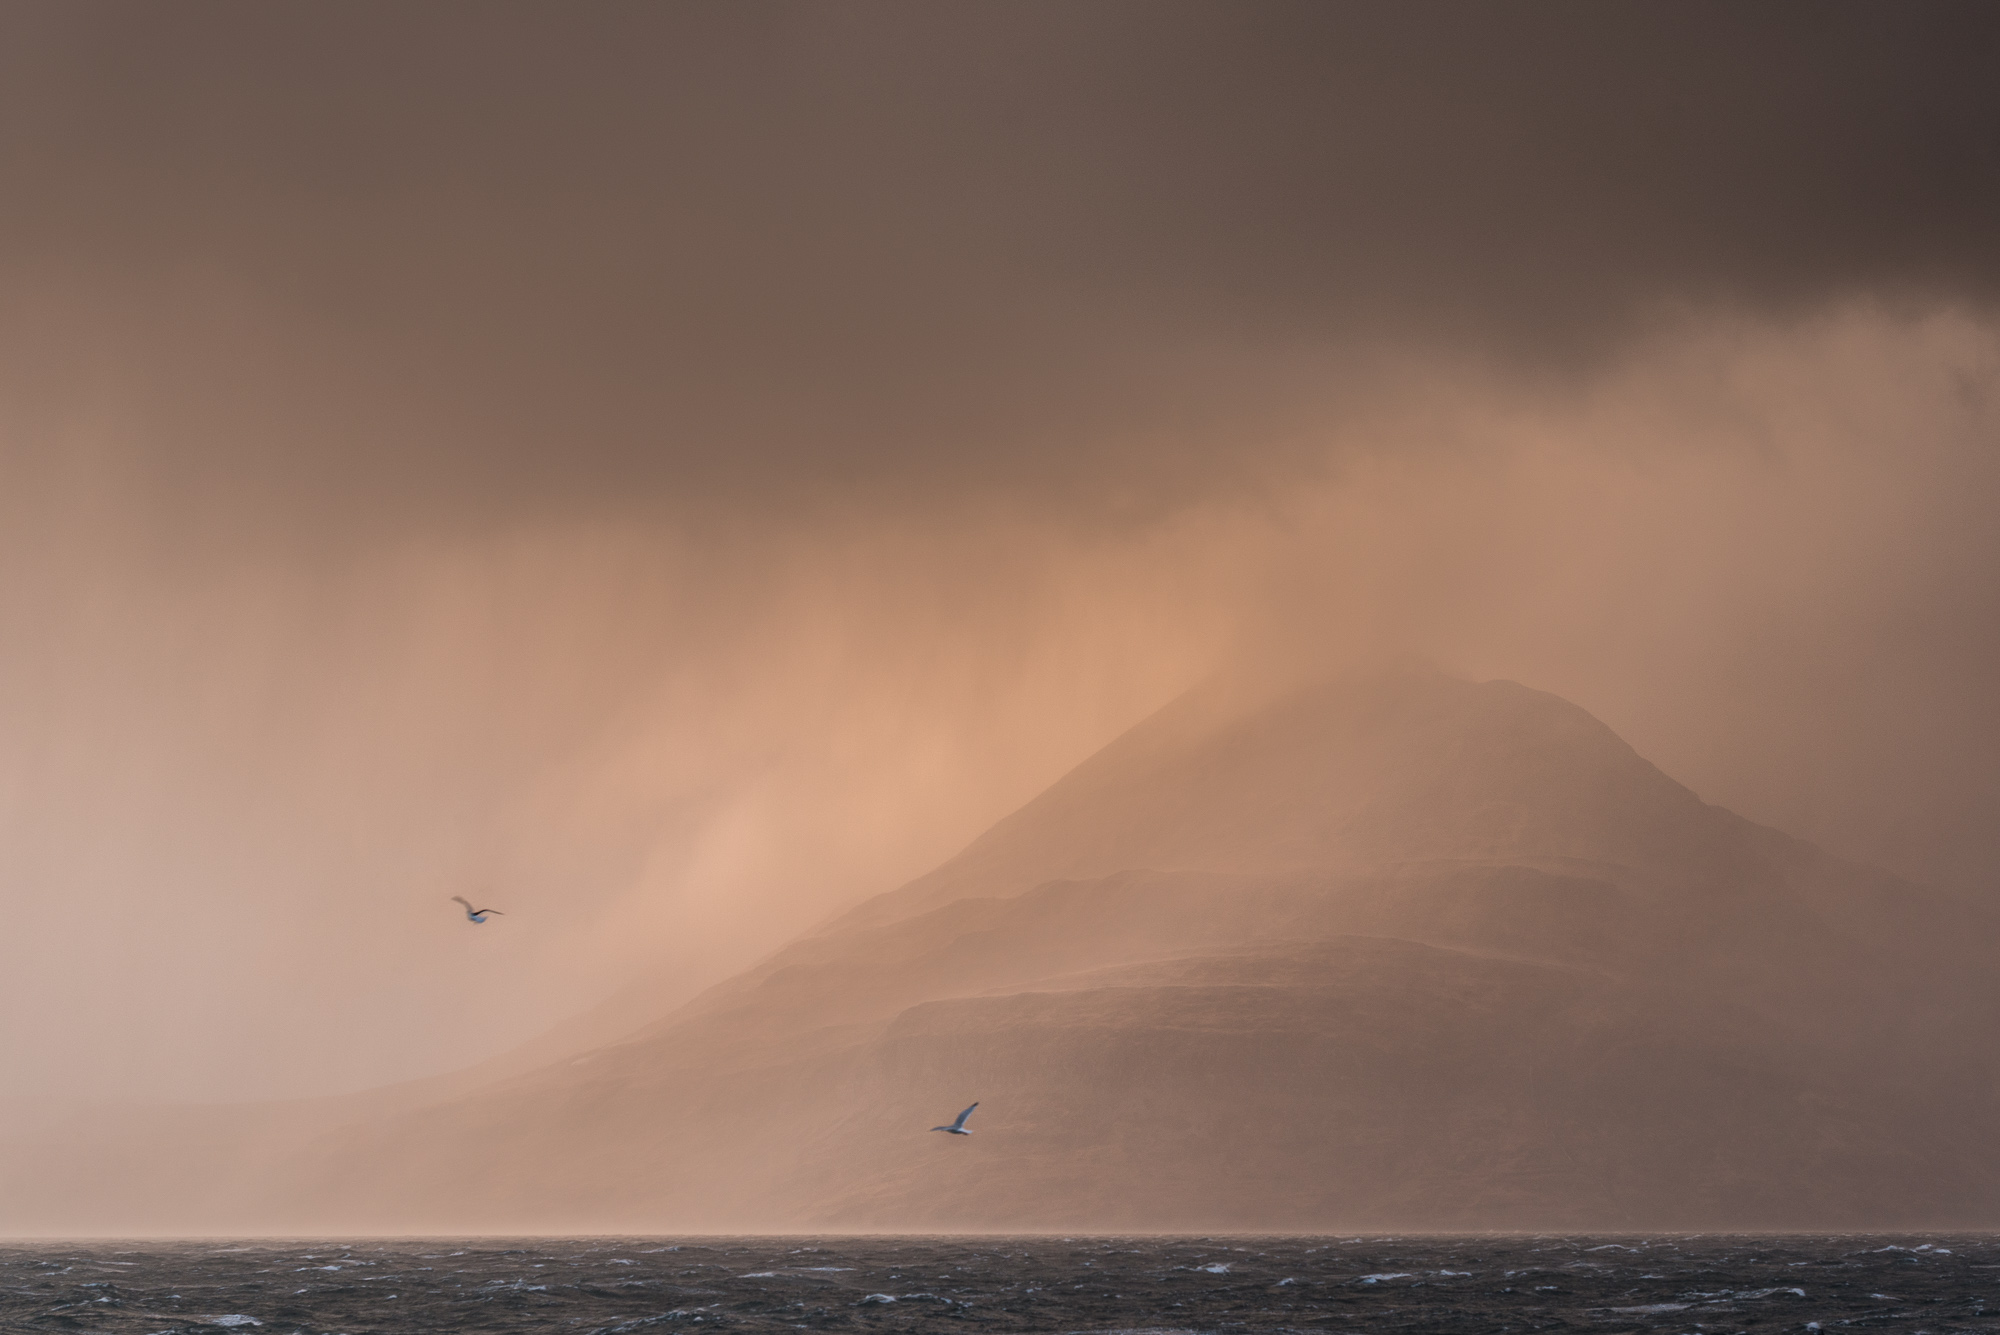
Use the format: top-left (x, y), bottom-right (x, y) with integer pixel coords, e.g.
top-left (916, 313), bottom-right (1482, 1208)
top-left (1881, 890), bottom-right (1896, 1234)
top-left (930, 1102), bottom-right (978, 1135)
top-left (451, 895), bottom-right (504, 924)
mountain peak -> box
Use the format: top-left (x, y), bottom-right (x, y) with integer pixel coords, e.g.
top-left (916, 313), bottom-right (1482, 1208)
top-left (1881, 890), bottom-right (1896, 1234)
top-left (844, 668), bottom-right (1737, 930)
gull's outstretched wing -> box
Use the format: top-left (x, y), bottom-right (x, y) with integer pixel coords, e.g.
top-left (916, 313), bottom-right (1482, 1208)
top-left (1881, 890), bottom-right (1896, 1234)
top-left (451, 895), bottom-right (474, 909)
top-left (952, 1102), bottom-right (978, 1129)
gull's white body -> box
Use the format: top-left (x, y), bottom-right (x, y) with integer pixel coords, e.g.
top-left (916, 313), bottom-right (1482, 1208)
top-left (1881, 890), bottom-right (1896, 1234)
top-left (931, 1101), bottom-right (978, 1134)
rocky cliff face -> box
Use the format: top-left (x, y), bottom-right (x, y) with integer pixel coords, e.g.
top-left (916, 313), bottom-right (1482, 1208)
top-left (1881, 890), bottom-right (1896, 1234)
top-left (10, 670), bottom-right (1995, 1233)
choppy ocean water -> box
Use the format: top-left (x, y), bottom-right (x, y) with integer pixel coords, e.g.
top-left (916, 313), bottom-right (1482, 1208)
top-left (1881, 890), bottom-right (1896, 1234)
top-left (2, 1235), bottom-right (1994, 1333)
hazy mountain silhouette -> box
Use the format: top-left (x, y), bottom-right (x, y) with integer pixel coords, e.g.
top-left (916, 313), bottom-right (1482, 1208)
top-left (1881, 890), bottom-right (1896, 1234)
top-left (7, 669), bottom-right (1997, 1232)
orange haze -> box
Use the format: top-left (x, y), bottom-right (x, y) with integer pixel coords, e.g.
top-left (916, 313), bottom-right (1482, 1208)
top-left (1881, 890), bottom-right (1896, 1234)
top-left (0, 1), bottom-right (1996, 1204)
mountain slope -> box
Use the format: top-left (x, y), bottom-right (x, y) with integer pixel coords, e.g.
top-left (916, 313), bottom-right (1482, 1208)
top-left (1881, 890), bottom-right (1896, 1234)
top-left (259, 669), bottom-right (2000, 1232)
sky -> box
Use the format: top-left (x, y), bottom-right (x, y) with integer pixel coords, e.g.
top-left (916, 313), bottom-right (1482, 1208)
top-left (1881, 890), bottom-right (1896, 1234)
top-left (1, 1), bottom-right (1997, 1108)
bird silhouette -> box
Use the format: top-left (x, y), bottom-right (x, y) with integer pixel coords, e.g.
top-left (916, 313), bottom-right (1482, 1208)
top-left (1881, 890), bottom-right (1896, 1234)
top-left (451, 895), bottom-right (504, 924)
top-left (930, 1102), bottom-right (978, 1135)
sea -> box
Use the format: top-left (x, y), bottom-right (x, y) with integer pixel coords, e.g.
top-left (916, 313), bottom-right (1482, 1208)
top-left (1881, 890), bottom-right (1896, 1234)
top-left (2, 1234), bottom-right (1993, 1333)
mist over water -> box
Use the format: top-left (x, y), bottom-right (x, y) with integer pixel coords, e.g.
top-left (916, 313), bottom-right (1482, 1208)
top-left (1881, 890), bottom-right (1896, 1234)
top-left (5, 306), bottom-right (1995, 1110)
top-left (3, 0), bottom-right (2000, 1257)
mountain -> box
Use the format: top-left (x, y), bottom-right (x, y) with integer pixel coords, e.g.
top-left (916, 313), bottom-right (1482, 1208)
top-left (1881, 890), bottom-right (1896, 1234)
top-left (9, 669), bottom-right (1999, 1233)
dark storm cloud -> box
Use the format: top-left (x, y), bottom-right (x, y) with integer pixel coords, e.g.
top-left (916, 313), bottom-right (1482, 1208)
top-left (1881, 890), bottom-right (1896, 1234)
top-left (4, 1), bottom-right (2000, 1126)
top-left (3, 1), bottom-right (1996, 519)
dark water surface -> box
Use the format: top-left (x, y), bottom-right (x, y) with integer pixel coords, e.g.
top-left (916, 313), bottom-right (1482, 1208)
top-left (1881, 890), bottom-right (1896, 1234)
top-left (3, 1236), bottom-right (1995, 1333)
